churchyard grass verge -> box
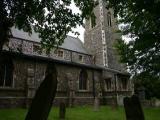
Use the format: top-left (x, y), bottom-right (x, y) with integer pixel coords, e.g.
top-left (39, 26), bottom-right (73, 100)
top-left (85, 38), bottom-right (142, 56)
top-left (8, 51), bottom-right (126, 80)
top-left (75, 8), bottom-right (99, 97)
top-left (0, 106), bottom-right (159, 120)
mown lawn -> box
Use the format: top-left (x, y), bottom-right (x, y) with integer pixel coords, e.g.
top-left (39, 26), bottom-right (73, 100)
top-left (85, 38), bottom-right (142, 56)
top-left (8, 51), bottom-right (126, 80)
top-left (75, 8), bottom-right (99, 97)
top-left (0, 106), bottom-right (160, 120)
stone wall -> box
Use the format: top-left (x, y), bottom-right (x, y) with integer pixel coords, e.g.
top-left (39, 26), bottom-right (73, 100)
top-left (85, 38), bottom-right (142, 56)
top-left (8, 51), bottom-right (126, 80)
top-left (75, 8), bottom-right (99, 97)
top-left (0, 97), bottom-right (26, 108)
top-left (0, 55), bottom-right (102, 108)
top-left (0, 52), bottom-right (132, 108)
top-left (5, 38), bottom-right (93, 66)
top-left (141, 99), bottom-right (160, 107)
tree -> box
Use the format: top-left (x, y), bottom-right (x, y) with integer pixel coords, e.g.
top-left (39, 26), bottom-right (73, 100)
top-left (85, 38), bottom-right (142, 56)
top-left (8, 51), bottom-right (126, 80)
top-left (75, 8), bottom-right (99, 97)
top-left (134, 72), bottom-right (160, 99)
top-left (107, 0), bottom-right (160, 77)
top-left (0, 0), bottom-right (96, 51)
top-left (106, 0), bottom-right (160, 98)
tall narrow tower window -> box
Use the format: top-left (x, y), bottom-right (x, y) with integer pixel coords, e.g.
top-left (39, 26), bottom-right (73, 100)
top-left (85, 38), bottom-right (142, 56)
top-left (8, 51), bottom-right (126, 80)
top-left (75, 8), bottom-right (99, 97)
top-left (89, 17), bottom-right (96, 29)
top-left (107, 12), bottom-right (112, 27)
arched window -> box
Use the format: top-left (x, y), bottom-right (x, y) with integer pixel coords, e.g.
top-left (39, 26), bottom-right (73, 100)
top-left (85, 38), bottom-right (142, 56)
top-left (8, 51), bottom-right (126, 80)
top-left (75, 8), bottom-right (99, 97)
top-left (107, 12), bottom-right (112, 27)
top-left (79, 69), bottom-right (88, 90)
top-left (105, 78), bottom-right (112, 90)
top-left (0, 56), bottom-right (14, 87)
top-left (121, 78), bottom-right (128, 90)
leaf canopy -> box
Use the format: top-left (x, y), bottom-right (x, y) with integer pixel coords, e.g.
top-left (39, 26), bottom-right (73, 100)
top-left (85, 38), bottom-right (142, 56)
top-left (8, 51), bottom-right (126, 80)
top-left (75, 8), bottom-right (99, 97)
top-left (0, 0), bottom-right (95, 50)
top-left (107, 0), bottom-right (160, 77)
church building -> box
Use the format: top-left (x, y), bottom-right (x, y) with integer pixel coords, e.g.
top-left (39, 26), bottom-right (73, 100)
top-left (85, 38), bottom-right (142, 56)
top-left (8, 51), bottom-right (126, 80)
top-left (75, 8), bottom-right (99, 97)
top-left (0, 0), bottom-right (133, 108)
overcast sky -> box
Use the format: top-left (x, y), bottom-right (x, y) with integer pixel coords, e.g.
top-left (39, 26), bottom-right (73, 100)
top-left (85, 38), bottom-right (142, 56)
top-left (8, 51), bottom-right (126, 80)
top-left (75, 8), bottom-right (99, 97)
top-left (67, 1), bottom-right (85, 42)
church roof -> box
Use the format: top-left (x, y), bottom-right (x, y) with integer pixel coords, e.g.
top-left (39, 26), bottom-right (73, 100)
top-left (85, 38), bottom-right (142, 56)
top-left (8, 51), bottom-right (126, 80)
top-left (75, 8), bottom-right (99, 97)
top-left (61, 36), bottom-right (88, 54)
top-left (11, 27), bottom-right (89, 54)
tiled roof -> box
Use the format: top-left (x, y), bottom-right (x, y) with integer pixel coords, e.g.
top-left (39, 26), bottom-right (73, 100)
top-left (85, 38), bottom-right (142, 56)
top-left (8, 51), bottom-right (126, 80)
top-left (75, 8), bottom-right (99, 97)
top-left (61, 36), bottom-right (88, 54)
top-left (11, 27), bottom-right (88, 54)
top-left (11, 27), bottom-right (40, 42)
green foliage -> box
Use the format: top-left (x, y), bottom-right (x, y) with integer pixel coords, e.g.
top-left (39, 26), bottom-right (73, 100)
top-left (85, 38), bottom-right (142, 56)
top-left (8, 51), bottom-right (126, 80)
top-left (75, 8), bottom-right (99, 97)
top-left (0, 0), bottom-right (95, 51)
top-left (107, 0), bottom-right (160, 78)
top-left (108, 0), bottom-right (160, 99)
top-left (134, 72), bottom-right (160, 99)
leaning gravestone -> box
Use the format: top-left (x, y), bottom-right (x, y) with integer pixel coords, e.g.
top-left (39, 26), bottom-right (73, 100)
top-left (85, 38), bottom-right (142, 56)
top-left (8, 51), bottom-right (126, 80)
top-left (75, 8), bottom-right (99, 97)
top-left (123, 97), bottom-right (134, 119)
top-left (59, 102), bottom-right (66, 120)
top-left (123, 95), bottom-right (145, 120)
top-left (25, 63), bottom-right (57, 120)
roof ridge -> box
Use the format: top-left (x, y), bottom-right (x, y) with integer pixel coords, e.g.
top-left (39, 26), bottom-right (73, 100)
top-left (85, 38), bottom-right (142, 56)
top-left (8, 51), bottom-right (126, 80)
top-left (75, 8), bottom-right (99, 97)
top-left (67, 35), bottom-right (81, 40)
top-left (66, 35), bottom-right (85, 45)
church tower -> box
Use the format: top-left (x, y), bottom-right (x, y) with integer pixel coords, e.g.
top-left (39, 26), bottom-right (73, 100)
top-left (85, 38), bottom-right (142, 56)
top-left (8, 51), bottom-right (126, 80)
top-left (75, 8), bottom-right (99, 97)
top-left (84, 0), bottom-right (125, 72)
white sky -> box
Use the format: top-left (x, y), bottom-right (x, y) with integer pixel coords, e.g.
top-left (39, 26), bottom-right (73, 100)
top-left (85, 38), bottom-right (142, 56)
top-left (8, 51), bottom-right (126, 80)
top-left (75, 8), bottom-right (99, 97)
top-left (68, 26), bottom-right (85, 42)
top-left (67, 1), bottom-right (85, 42)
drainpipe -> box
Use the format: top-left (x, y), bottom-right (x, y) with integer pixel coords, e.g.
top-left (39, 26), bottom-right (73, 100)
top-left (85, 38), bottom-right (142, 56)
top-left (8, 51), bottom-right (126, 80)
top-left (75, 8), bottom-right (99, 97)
top-left (114, 74), bottom-right (118, 106)
top-left (92, 70), bottom-right (95, 99)
top-left (70, 51), bottom-right (72, 62)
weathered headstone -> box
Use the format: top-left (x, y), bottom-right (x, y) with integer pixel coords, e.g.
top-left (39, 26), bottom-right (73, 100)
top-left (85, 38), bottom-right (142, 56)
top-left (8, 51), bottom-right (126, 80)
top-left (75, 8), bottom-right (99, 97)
top-left (111, 96), bottom-right (118, 110)
top-left (66, 73), bottom-right (75, 107)
top-left (93, 97), bottom-right (100, 111)
top-left (59, 102), bottom-right (66, 120)
top-left (137, 87), bottom-right (145, 101)
top-left (123, 95), bottom-right (145, 120)
top-left (25, 63), bottom-right (57, 120)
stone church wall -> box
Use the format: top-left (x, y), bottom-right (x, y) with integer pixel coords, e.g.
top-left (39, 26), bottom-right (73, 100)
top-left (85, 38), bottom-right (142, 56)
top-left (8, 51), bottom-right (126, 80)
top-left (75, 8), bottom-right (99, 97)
top-left (0, 55), bottom-right (102, 108)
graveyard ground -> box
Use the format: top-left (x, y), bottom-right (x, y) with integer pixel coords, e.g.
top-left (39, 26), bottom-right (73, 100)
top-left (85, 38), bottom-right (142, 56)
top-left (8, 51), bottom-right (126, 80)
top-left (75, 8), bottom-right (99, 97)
top-left (0, 106), bottom-right (159, 120)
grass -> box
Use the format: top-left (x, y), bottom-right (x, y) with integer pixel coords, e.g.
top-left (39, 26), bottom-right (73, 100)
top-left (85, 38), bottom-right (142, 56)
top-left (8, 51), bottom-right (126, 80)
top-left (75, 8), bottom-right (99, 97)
top-left (0, 106), bottom-right (160, 120)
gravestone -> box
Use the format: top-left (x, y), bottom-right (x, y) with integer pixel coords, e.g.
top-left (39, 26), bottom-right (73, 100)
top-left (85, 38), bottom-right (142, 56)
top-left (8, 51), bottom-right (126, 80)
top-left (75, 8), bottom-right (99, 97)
top-left (137, 87), bottom-right (145, 101)
top-left (123, 95), bottom-right (145, 120)
top-left (111, 96), bottom-right (118, 110)
top-left (59, 102), bottom-right (66, 120)
top-left (93, 97), bottom-right (100, 111)
top-left (66, 73), bottom-right (75, 107)
top-left (25, 63), bottom-right (57, 120)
